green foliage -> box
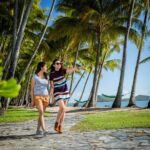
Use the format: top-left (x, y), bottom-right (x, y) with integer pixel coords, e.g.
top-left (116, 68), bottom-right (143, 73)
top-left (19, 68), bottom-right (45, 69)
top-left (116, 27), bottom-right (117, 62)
top-left (71, 110), bottom-right (150, 131)
top-left (0, 0), bottom-right (149, 107)
top-left (0, 67), bottom-right (20, 98)
top-left (0, 79), bottom-right (21, 98)
top-left (140, 56), bottom-right (150, 64)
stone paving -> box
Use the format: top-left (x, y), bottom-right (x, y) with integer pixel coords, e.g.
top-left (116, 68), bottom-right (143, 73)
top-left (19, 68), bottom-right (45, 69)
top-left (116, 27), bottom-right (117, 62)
top-left (0, 111), bottom-right (150, 150)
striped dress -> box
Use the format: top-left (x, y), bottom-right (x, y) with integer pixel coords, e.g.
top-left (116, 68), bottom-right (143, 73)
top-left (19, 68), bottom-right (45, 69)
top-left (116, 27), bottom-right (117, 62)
top-left (49, 69), bottom-right (70, 102)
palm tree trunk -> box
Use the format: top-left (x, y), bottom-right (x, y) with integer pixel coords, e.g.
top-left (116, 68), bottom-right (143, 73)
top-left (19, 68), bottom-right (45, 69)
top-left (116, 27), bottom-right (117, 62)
top-left (0, 0), bottom-right (19, 111)
top-left (0, 35), bottom-right (7, 53)
top-left (7, 0), bottom-right (18, 79)
top-left (71, 71), bottom-right (86, 96)
top-left (0, 32), bottom-right (5, 52)
top-left (128, 8), bottom-right (148, 107)
top-left (74, 69), bottom-right (92, 107)
top-left (17, 0), bottom-right (26, 35)
top-left (69, 46), bottom-right (79, 93)
top-left (112, 0), bottom-right (135, 108)
top-left (95, 65), bottom-right (102, 102)
top-left (25, 71), bottom-right (33, 106)
top-left (12, 0), bottom-right (18, 55)
top-left (84, 86), bottom-right (92, 107)
top-left (18, 0), bottom-right (55, 83)
top-left (88, 32), bottom-right (101, 107)
top-left (147, 100), bottom-right (150, 108)
top-left (10, 0), bottom-right (34, 78)
top-left (95, 51), bottom-right (107, 103)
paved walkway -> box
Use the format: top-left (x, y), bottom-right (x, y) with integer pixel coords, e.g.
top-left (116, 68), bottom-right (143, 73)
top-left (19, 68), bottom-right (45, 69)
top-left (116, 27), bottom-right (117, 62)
top-left (0, 111), bottom-right (150, 150)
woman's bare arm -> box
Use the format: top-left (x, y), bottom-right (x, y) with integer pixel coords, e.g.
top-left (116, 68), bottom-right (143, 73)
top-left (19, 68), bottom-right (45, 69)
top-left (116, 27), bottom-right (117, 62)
top-left (66, 66), bottom-right (84, 74)
top-left (66, 67), bottom-right (77, 74)
top-left (50, 81), bottom-right (54, 104)
top-left (30, 79), bottom-right (35, 107)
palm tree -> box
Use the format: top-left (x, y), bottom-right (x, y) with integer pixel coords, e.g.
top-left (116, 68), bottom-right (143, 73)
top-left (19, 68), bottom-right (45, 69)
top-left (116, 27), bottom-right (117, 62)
top-left (18, 0), bottom-right (55, 83)
top-left (57, 0), bottom-right (141, 107)
top-left (10, 0), bottom-right (34, 77)
top-left (94, 43), bottom-right (121, 105)
top-left (112, 0), bottom-right (136, 108)
top-left (128, 1), bottom-right (149, 107)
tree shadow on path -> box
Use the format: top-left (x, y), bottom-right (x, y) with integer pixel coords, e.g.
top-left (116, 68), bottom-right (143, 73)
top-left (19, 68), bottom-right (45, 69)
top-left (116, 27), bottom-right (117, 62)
top-left (0, 132), bottom-right (58, 141)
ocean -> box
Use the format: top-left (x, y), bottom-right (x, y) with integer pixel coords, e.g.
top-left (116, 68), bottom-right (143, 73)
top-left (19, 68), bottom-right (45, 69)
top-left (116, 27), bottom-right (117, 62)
top-left (68, 100), bottom-right (149, 108)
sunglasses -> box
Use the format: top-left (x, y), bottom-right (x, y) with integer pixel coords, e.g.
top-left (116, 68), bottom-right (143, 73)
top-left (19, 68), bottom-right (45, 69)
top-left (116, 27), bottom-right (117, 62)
top-left (55, 62), bottom-right (62, 65)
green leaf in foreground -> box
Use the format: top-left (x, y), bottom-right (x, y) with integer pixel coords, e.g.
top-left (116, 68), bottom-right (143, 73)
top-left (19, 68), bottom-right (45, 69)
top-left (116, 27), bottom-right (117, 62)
top-left (0, 78), bottom-right (21, 98)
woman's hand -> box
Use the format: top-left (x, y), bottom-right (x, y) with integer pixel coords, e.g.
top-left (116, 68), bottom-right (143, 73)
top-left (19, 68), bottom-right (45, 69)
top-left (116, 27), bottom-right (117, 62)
top-left (66, 67), bottom-right (76, 74)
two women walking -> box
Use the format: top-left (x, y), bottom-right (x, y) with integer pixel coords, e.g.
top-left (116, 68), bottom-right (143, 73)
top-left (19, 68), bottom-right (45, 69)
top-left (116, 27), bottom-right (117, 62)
top-left (31, 59), bottom-right (76, 135)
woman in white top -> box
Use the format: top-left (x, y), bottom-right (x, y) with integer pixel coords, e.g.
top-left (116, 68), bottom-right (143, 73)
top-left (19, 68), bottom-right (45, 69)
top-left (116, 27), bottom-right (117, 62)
top-left (31, 62), bottom-right (49, 136)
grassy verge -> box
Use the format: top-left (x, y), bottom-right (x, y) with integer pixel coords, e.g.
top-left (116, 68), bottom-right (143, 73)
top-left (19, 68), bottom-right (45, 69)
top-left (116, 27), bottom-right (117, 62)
top-left (71, 109), bottom-right (150, 131)
top-left (0, 107), bottom-right (50, 123)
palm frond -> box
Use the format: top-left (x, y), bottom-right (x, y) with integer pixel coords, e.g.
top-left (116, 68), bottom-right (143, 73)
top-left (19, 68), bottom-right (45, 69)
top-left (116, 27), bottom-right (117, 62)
top-left (140, 56), bottom-right (150, 64)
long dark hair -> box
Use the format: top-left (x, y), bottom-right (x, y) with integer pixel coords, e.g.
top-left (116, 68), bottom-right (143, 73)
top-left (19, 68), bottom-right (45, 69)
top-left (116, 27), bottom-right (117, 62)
top-left (50, 59), bottom-right (65, 74)
top-left (35, 62), bottom-right (47, 79)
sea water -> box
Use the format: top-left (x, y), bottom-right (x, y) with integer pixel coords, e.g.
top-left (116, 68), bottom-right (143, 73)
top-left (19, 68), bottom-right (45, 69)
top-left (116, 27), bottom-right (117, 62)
top-left (96, 100), bottom-right (149, 108)
top-left (68, 100), bottom-right (149, 108)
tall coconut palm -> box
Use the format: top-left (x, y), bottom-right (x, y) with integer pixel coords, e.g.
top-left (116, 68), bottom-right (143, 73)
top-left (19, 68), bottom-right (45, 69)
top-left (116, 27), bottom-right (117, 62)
top-left (128, 0), bottom-right (149, 107)
top-left (18, 0), bottom-right (55, 83)
top-left (94, 42), bottom-right (121, 104)
top-left (57, 0), bottom-right (122, 107)
top-left (112, 0), bottom-right (136, 108)
top-left (10, 0), bottom-right (34, 78)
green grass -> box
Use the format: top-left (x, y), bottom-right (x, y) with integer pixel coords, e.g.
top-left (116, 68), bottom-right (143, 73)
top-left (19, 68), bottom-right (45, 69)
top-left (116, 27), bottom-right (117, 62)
top-left (0, 108), bottom-right (50, 123)
top-left (71, 109), bottom-right (150, 131)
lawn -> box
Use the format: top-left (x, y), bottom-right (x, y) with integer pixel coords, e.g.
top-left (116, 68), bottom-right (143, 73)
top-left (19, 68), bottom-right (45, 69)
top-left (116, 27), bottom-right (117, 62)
top-left (0, 107), bottom-right (50, 123)
top-left (71, 109), bottom-right (150, 131)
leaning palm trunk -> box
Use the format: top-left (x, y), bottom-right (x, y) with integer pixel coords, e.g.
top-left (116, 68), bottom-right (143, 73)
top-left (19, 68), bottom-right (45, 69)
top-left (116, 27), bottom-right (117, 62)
top-left (84, 87), bottom-right (92, 107)
top-left (2, 0), bottom-right (18, 79)
top-left (18, 0), bottom-right (55, 83)
top-left (94, 51), bottom-right (107, 103)
top-left (17, 0), bottom-right (26, 35)
top-left (112, 0), bottom-right (135, 108)
top-left (69, 46), bottom-right (79, 93)
top-left (95, 65), bottom-right (103, 103)
top-left (74, 69), bottom-right (92, 107)
top-left (71, 71), bottom-right (86, 97)
top-left (8, 0), bottom-right (18, 79)
top-left (25, 72), bottom-right (33, 106)
top-left (0, 35), bottom-right (7, 52)
top-left (128, 7), bottom-right (148, 107)
top-left (10, 0), bottom-right (34, 78)
top-left (0, 0), bottom-right (19, 111)
top-left (12, 0), bottom-right (18, 57)
top-left (88, 32), bottom-right (101, 107)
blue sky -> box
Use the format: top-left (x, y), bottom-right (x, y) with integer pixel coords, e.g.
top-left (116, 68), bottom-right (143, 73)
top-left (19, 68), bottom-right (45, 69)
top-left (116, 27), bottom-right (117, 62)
top-left (40, 0), bottom-right (150, 101)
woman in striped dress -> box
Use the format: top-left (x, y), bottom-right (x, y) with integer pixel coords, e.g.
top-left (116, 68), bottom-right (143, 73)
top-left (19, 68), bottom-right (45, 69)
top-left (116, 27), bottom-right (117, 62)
top-left (49, 59), bottom-right (76, 133)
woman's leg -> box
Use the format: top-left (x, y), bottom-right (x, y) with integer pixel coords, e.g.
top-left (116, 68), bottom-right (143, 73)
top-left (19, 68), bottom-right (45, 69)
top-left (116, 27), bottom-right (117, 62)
top-left (36, 101), bottom-right (46, 131)
top-left (37, 117), bottom-right (41, 131)
top-left (56, 100), bottom-right (66, 124)
top-left (59, 100), bottom-right (68, 125)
